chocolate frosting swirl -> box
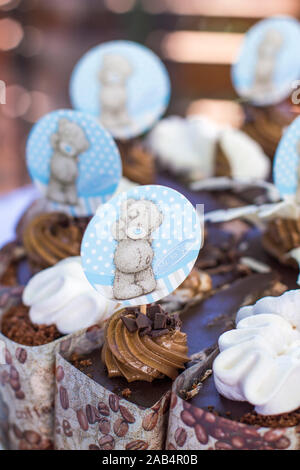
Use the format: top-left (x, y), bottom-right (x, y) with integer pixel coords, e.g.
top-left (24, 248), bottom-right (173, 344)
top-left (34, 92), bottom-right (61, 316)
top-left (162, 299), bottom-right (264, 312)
top-left (22, 212), bottom-right (89, 269)
top-left (102, 305), bottom-right (188, 383)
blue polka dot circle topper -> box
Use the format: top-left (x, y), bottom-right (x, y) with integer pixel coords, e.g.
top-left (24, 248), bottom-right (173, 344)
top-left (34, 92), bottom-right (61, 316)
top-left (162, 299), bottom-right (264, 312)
top-left (273, 115), bottom-right (300, 198)
top-left (232, 16), bottom-right (300, 106)
top-left (70, 40), bottom-right (171, 139)
top-left (26, 109), bottom-right (122, 217)
top-left (81, 185), bottom-right (202, 307)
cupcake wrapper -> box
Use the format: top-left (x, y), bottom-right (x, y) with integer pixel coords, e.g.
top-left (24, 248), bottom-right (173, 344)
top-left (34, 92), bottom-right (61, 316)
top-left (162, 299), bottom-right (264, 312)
top-left (0, 287), bottom-right (83, 450)
top-left (265, 218), bottom-right (300, 253)
top-left (54, 328), bottom-right (171, 450)
top-left (166, 351), bottom-right (300, 450)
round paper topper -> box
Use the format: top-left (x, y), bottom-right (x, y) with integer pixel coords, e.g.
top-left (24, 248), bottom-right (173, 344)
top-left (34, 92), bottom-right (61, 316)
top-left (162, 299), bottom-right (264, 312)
top-left (81, 185), bottom-right (202, 307)
top-left (232, 16), bottom-right (300, 106)
top-left (26, 109), bottom-right (122, 217)
top-left (70, 40), bottom-right (171, 139)
top-left (273, 115), bottom-right (300, 198)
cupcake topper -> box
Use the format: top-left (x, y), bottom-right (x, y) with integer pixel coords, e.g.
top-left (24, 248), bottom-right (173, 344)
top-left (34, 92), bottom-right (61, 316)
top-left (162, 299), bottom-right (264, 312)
top-left (70, 40), bottom-right (171, 140)
top-left (81, 185), bottom-right (202, 307)
top-left (232, 16), bottom-right (300, 106)
top-left (273, 115), bottom-right (300, 200)
top-left (26, 109), bottom-right (122, 217)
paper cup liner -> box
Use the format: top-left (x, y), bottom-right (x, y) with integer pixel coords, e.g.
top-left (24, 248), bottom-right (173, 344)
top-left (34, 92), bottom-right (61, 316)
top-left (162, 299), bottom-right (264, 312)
top-left (54, 328), bottom-right (171, 450)
top-left (0, 241), bottom-right (26, 287)
top-left (0, 286), bottom-right (85, 450)
top-left (166, 352), bottom-right (300, 450)
top-left (262, 218), bottom-right (300, 268)
top-left (265, 218), bottom-right (300, 252)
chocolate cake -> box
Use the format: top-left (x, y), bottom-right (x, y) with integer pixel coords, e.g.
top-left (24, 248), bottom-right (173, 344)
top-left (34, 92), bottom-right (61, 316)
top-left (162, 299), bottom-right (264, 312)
top-left (1, 304), bottom-right (63, 347)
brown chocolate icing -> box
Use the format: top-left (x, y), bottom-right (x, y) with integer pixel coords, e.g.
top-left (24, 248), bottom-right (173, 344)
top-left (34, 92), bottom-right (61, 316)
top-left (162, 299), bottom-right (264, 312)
top-left (262, 217), bottom-right (300, 267)
top-left (102, 306), bottom-right (188, 383)
top-left (242, 101), bottom-right (298, 157)
top-left (118, 140), bottom-right (155, 185)
top-left (22, 212), bottom-right (89, 269)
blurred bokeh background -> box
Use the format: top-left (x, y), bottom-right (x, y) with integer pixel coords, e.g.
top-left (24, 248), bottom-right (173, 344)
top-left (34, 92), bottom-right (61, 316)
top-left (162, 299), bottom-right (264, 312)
top-left (1, 0), bottom-right (300, 195)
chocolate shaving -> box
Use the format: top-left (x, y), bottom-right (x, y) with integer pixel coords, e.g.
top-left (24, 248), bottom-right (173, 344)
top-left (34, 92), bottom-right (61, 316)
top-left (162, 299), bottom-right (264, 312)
top-left (136, 313), bottom-right (152, 330)
top-left (139, 326), bottom-right (152, 337)
top-left (153, 312), bottom-right (167, 330)
top-left (150, 328), bottom-right (169, 338)
top-left (121, 304), bottom-right (181, 337)
top-left (121, 316), bottom-right (137, 333)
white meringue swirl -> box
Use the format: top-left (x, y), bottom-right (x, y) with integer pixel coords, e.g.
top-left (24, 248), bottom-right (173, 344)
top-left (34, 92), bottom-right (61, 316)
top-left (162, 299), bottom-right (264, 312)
top-left (213, 290), bottom-right (300, 415)
top-left (147, 114), bottom-right (269, 181)
top-left (23, 257), bottom-right (118, 335)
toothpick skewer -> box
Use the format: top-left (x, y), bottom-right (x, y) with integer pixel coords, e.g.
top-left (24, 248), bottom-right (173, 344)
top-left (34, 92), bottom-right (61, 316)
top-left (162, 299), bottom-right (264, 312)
top-left (140, 305), bottom-right (147, 315)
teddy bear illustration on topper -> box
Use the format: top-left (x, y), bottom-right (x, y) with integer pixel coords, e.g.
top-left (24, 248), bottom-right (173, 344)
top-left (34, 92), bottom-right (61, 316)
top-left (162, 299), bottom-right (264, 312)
top-left (46, 118), bottom-right (90, 206)
top-left (99, 54), bottom-right (133, 131)
top-left (249, 28), bottom-right (283, 99)
top-left (111, 198), bottom-right (163, 300)
top-left (295, 141), bottom-right (300, 204)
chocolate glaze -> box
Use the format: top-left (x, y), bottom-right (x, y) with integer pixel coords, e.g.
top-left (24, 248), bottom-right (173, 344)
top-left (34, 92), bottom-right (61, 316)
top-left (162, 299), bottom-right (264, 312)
top-left (189, 371), bottom-right (254, 421)
top-left (182, 272), bottom-right (276, 356)
top-left (73, 348), bottom-right (172, 408)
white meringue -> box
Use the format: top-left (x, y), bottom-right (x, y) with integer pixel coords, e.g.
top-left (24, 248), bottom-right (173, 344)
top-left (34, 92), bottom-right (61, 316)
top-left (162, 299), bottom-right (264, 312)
top-left (213, 290), bottom-right (300, 415)
top-left (147, 114), bottom-right (269, 181)
top-left (147, 115), bottom-right (219, 178)
top-left (23, 257), bottom-right (118, 335)
top-left (218, 128), bottom-right (270, 181)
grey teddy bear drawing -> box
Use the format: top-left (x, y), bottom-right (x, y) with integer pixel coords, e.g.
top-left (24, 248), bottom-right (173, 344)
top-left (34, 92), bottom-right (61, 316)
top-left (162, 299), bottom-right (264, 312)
top-left (111, 198), bottom-right (164, 300)
top-left (99, 54), bottom-right (133, 131)
top-left (249, 29), bottom-right (283, 99)
top-left (46, 118), bottom-right (90, 206)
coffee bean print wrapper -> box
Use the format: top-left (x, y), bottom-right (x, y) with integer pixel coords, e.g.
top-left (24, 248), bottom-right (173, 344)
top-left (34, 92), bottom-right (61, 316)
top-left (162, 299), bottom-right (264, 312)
top-left (0, 287), bottom-right (90, 450)
top-left (166, 352), bottom-right (299, 450)
top-left (54, 329), bottom-right (171, 450)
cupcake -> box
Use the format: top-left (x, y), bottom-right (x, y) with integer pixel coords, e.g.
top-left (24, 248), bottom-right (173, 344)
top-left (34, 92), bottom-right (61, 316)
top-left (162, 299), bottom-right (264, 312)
top-left (167, 289), bottom-right (300, 450)
top-left (0, 256), bottom-right (117, 450)
top-left (54, 304), bottom-right (188, 450)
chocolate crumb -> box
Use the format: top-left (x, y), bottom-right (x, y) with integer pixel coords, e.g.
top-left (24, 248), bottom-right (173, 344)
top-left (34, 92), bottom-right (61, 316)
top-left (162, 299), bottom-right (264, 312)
top-left (121, 388), bottom-right (132, 398)
top-left (240, 408), bottom-right (300, 428)
top-left (1, 304), bottom-right (63, 346)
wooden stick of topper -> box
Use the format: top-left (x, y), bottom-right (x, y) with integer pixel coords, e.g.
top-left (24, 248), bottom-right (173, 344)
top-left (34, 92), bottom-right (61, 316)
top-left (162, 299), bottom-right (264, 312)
top-left (140, 305), bottom-right (147, 315)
